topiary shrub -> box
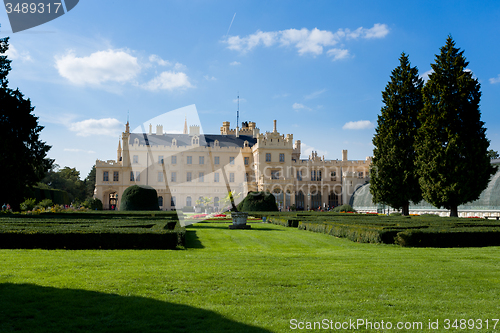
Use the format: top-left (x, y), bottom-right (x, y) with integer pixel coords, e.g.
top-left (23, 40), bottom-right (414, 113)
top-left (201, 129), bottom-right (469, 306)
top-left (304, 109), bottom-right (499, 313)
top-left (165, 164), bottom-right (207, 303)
top-left (237, 191), bottom-right (279, 212)
top-left (120, 185), bottom-right (159, 211)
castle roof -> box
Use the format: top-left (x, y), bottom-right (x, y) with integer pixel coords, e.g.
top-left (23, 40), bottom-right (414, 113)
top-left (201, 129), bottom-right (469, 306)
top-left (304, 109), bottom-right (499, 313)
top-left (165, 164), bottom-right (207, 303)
top-left (129, 133), bottom-right (257, 148)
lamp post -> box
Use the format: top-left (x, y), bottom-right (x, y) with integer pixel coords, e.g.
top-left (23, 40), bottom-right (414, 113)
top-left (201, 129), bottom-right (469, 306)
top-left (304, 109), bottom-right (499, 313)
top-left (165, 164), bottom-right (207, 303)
top-left (307, 193), bottom-right (311, 211)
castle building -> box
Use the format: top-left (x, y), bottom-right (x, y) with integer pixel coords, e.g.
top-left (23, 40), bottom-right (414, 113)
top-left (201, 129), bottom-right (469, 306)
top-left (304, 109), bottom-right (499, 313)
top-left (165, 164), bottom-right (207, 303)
top-left (95, 119), bottom-right (371, 210)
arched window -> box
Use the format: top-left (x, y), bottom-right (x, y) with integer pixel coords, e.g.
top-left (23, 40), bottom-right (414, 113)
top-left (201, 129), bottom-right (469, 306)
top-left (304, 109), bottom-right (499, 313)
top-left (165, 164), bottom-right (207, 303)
top-left (214, 197), bottom-right (219, 207)
top-left (186, 196), bottom-right (192, 207)
top-left (295, 191), bottom-right (305, 210)
top-left (328, 191), bottom-right (339, 208)
top-left (171, 196), bottom-right (176, 207)
top-left (158, 196), bottom-right (163, 207)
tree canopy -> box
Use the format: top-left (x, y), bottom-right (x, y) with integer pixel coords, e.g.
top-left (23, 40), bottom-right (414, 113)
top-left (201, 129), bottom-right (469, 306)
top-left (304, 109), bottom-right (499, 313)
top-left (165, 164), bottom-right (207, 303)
top-left (370, 52), bottom-right (423, 215)
top-left (0, 37), bottom-right (53, 210)
top-left (415, 36), bottom-right (496, 217)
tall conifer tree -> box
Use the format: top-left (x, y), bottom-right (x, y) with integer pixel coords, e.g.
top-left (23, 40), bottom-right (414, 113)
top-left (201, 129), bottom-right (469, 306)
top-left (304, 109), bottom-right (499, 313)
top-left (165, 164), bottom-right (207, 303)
top-left (370, 53), bottom-right (423, 215)
top-left (416, 36), bottom-right (495, 217)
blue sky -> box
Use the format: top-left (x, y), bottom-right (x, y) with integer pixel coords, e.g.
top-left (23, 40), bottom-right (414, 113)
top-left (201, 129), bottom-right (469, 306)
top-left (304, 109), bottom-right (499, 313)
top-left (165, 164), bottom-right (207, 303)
top-left (1, 0), bottom-right (500, 179)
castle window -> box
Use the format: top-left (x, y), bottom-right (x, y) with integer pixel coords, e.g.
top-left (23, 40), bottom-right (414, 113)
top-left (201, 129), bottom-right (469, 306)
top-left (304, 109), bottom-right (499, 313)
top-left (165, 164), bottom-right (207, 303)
top-left (244, 141), bottom-right (249, 147)
top-left (171, 172), bottom-right (177, 182)
top-left (158, 196), bottom-right (163, 207)
top-left (331, 171), bottom-right (336, 181)
top-left (279, 153), bottom-right (285, 162)
top-left (358, 171), bottom-right (364, 178)
top-left (214, 156), bottom-right (220, 165)
top-left (214, 197), bottom-right (219, 207)
top-left (229, 173), bottom-right (235, 182)
top-left (214, 173), bottom-right (219, 182)
top-left (158, 172), bottom-right (164, 182)
top-left (171, 196), bottom-right (176, 207)
top-left (103, 171), bottom-right (109, 182)
top-left (311, 170), bottom-right (316, 181)
top-left (199, 156), bottom-right (204, 165)
top-left (214, 140), bottom-right (219, 147)
top-left (171, 155), bottom-right (177, 164)
top-left (271, 170), bottom-right (280, 180)
top-left (136, 171), bottom-right (140, 181)
top-left (245, 173), bottom-right (249, 182)
top-left (130, 171), bottom-right (134, 181)
top-left (199, 172), bottom-right (204, 182)
top-left (230, 157), bottom-right (235, 165)
top-left (244, 157), bottom-right (249, 165)
top-left (133, 155), bottom-right (138, 164)
top-left (172, 138), bottom-right (177, 146)
top-left (113, 171), bottom-right (119, 182)
top-left (297, 170), bottom-right (303, 181)
top-left (266, 153), bottom-right (271, 162)
top-left (318, 170), bottom-right (322, 182)
top-left (187, 156), bottom-right (192, 164)
top-left (186, 196), bottom-right (192, 207)
top-left (187, 172), bottom-right (192, 182)
top-left (158, 156), bottom-right (164, 164)
top-left (134, 138), bottom-right (139, 145)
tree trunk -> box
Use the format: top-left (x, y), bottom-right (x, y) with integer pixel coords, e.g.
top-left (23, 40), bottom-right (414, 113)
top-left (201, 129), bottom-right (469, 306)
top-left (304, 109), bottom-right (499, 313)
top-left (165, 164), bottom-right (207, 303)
top-left (402, 202), bottom-right (410, 216)
top-left (449, 205), bottom-right (458, 217)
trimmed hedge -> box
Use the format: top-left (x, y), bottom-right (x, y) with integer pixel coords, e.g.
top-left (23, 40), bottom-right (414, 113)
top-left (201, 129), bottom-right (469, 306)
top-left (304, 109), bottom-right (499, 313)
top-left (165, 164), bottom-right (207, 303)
top-left (261, 212), bottom-right (500, 247)
top-left (120, 185), bottom-right (160, 211)
top-left (237, 192), bottom-right (278, 212)
top-left (0, 212), bottom-right (184, 249)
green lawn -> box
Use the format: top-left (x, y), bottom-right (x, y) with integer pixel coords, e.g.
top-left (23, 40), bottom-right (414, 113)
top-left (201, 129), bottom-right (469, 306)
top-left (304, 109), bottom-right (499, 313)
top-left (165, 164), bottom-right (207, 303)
top-left (1, 222), bottom-right (499, 332)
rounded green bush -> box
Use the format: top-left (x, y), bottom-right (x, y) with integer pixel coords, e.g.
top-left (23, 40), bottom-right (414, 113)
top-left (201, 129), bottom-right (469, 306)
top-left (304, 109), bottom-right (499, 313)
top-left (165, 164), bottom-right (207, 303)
top-left (120, 185), bottom-right (159, 211)
top-left (237, 191), bottom-right (278, 212)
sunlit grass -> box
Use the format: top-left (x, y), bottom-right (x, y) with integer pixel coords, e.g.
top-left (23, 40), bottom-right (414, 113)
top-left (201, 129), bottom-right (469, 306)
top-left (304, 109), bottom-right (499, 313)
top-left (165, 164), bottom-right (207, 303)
top-left (1, 222), bottom-right (499, 332)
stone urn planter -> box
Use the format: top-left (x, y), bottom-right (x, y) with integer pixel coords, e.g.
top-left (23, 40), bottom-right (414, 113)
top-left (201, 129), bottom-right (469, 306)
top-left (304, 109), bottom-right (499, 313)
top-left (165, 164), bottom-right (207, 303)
top-left (229, 212), bottom-right (251, 229)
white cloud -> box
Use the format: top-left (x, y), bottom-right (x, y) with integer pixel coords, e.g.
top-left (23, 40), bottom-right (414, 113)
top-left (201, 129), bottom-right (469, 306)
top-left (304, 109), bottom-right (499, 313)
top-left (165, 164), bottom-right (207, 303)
top-left (173, 62), bottom-right (187, 71)
top-left (149, 54), bottom-right (171, 66)
top-left (55, 49), bottom-right (141, 85)
top-left (5, 44), bottom-right (32, 62)
top-left (223, 23), bottom-right (389, 57)
top-left (490, 74), bottom-right (500, 84)
top-left (305, 89), bottom-right (326, 100)
top-left (342, 120), bottom-right (374, 130)
top-left (204, 75), bottom-right (217, 81)
top-left (230, 61), bottom-right (241, 66)
top-left (68, 118), bottom-right (123, 137)
top-left (420, 69), bottom-right (433, 82)
top-left (292, 102), bottom-right (312, 111)
top-left (64, 148), bottom-right (96, 154)
top-left (362, 23), bottom-right (390, 38)
top-left (142, 71), bottom-right (194, 91)
top-left (327, 48), bottom-right (350, 61)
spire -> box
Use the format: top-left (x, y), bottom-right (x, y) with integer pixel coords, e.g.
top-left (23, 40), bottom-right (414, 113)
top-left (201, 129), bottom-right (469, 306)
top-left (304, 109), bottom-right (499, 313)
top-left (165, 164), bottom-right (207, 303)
top-left (183, 116), bottom-right (188, 134)
top-left (125, 121), bottom-right (130, 133)
top-left (117, 139), bottom-right (122, 162)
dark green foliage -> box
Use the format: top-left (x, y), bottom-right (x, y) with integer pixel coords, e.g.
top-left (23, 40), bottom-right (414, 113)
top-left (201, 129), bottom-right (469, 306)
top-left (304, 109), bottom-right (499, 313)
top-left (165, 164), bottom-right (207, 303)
top-left (395, 229), bottom-right (500, 247)
top-left (0, 37), bottom-right (53, 211)
top-left (331, 204), bottom-right (356, 212)
top-left (237, 191), bottom-right (278, 212)
top-left (488, 149), bottom-right (499, 159)
top-left (39, 166), bottom-right (86, 202)
top-left (371, 52), bottom-right (423, 215)
top-left (27, 186), bottom-right (71, 205)
top-left (83, 198), bottom-right (103, 210)
top-left (0, 212), bottom-right (184, 249)
top-left (120, 185), bottom-right (159, 211)
top-left (416, 37), bottom-right (496, 217)
top-left (39, 199), bottom-right (53, 208)
top-left (84, 165), bottom-right (96, 199)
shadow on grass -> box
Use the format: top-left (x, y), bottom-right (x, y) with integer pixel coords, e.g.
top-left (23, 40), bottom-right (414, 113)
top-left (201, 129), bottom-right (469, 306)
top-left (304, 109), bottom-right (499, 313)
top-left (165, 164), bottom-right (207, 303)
top-left (185, 230), bottom-right (204, 249)
top-left (0, 283), bottom-right (271, 333)
top-left (187, 224), bottom-right (284, 231)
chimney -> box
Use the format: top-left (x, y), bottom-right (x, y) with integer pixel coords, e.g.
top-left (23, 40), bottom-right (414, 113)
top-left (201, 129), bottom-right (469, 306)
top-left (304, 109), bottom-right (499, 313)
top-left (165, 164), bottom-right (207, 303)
top-left (273, 120), bottom-right (277, 133)
top-left (236, 126), bottom-right (239, 138)
top-left (342, 149), bottom-right (348, 161)
top-left (156, 125), bottom-right (163, 135)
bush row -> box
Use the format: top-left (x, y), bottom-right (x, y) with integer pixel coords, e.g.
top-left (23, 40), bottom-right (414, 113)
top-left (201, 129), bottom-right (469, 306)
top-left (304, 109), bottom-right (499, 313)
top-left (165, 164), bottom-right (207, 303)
top-left (395, 229), bottom-right (500, 247)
